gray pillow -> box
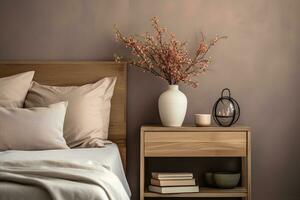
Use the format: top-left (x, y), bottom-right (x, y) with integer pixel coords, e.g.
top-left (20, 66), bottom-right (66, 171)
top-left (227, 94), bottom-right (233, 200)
top-left (0, 102), bottom-right (69, 150)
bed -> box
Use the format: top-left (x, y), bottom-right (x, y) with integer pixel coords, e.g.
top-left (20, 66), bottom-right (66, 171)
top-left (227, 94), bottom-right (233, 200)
top-left (0, 61), bottom-right (130, 200)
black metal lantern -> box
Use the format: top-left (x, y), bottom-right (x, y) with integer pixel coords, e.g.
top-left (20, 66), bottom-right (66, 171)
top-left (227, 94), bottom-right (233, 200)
top-left (212, 88), bottom-right (240, 127)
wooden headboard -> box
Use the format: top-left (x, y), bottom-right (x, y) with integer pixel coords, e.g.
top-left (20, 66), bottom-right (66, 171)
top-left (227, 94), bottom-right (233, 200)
top-left (0, 61), bottom-right (127, 169)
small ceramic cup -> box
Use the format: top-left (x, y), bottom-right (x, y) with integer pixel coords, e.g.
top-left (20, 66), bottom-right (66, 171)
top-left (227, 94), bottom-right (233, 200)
top-left (195, 114), bottom-right (211, 126)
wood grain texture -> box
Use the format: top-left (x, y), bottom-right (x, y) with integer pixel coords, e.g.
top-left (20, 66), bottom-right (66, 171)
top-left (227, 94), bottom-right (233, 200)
top-left (141, 125), bottom-right (250, 132)
top-left (145, 131), bottom-right (247, 157)
top-left (144, 187), bottom-right (247, 198)
top-left (0, 61), bottom-right (127, 168)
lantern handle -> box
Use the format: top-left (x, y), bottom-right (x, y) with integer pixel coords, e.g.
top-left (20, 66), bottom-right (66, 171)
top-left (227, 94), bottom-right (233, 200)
top-left (221, 88), bottom-right (231, 98)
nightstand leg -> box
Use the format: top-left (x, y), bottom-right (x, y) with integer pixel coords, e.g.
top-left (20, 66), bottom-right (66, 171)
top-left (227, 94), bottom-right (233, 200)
top-left (140, 129), bottom-right (145, 200)
top-left (242, 157), bottom-right (247, 200)
top-left (247, 131), bottom-right (252, 200)
top-left (242, 131), bottom-right (251, 200)
top-left (140, 158), bottom-right (144, 200)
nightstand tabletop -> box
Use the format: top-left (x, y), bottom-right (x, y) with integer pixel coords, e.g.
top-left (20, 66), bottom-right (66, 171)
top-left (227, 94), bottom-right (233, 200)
top-left (141, 125), bottom-right (250, 132)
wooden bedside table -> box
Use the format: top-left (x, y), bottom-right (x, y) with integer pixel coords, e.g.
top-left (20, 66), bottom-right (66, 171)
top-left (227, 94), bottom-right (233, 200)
top-left (140, 125), bottom-right (251, 200)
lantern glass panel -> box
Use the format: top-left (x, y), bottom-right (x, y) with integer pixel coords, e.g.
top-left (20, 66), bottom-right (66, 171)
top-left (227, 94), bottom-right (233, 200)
top-left (216, 99), bottom-right (235, 117)
top-left (215, 99), bottom-right (236, 126)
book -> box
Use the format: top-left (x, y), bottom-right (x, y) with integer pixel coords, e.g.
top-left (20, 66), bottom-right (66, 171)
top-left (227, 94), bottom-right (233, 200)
top-left (153, 176), bottom-right (194, 180)
top-left (148, 185), bottom-right (199, 194)
top-left (151, 178), bottom-right (196, 186)
top-left (151, 172), bottom-right (193, 179)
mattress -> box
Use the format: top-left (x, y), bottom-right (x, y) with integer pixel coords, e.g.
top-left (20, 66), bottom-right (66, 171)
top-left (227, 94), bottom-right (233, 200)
top-left (0, 143), bottom-right (131, 199)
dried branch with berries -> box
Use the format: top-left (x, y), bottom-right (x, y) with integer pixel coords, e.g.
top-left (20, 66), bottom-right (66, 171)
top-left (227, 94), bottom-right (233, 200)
top-left (114, 17), bottom-right (226, 87)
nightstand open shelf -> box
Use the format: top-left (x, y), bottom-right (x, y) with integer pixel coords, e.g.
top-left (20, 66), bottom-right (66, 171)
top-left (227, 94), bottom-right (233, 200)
top-left (144, 187), bottom-right (247, 198)
top-left (140, 125), bottom-right (251, 200)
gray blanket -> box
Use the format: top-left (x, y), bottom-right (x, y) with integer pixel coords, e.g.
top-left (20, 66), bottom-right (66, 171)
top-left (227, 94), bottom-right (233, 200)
top-left (0, 160), bottom-right (130, 200)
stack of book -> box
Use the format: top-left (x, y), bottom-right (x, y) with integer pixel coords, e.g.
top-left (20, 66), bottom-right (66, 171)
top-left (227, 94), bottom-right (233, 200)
top-left (148, 172), bottom-right (199, 194)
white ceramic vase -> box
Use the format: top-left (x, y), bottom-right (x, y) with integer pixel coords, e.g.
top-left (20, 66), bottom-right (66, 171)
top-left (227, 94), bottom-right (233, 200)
top-left (158, 85), bottom-right (187, 127)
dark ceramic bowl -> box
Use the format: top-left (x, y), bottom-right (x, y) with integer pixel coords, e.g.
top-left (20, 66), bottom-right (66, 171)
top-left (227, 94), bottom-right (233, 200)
top-left (213, 172), bottom-right (240, 189)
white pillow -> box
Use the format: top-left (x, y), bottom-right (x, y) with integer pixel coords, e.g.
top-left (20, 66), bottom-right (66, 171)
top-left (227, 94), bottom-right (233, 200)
top-left (0, 102), bottom-right (69, 150)
top-left (0, 71), bottom-right (35, 108)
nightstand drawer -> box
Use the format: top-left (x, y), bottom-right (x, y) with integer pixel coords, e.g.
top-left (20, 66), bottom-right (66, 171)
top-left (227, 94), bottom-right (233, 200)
top-left (144, 131), bottom-right (247, 157)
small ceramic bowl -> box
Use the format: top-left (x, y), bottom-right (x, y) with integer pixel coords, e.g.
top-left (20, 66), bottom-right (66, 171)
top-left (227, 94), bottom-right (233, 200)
top-left (195, 114), bottom-right (211, 126)
top-left (213, 172), bottom-right (240, 189)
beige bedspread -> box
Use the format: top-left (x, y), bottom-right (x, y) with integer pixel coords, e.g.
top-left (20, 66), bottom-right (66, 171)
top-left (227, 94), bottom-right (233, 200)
top-left (0, 160), bottom-right (130, 200)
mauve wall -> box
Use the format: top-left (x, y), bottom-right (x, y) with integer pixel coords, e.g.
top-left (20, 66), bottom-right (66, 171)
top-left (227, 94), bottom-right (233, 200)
top-left (0, 0), bottom-right (300, 199)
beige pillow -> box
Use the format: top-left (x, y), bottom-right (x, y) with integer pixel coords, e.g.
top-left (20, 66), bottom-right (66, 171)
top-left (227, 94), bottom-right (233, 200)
top-left (0, 102), bottom-right (69, 150)
top-left (25, 77), bottom-right (117, 148)
top-left (0, 71), bottom-right (35, 108)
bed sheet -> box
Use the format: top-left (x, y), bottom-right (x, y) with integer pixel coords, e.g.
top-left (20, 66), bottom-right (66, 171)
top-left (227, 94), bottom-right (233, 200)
top-left (0, 143), bottom-right (130, 199)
